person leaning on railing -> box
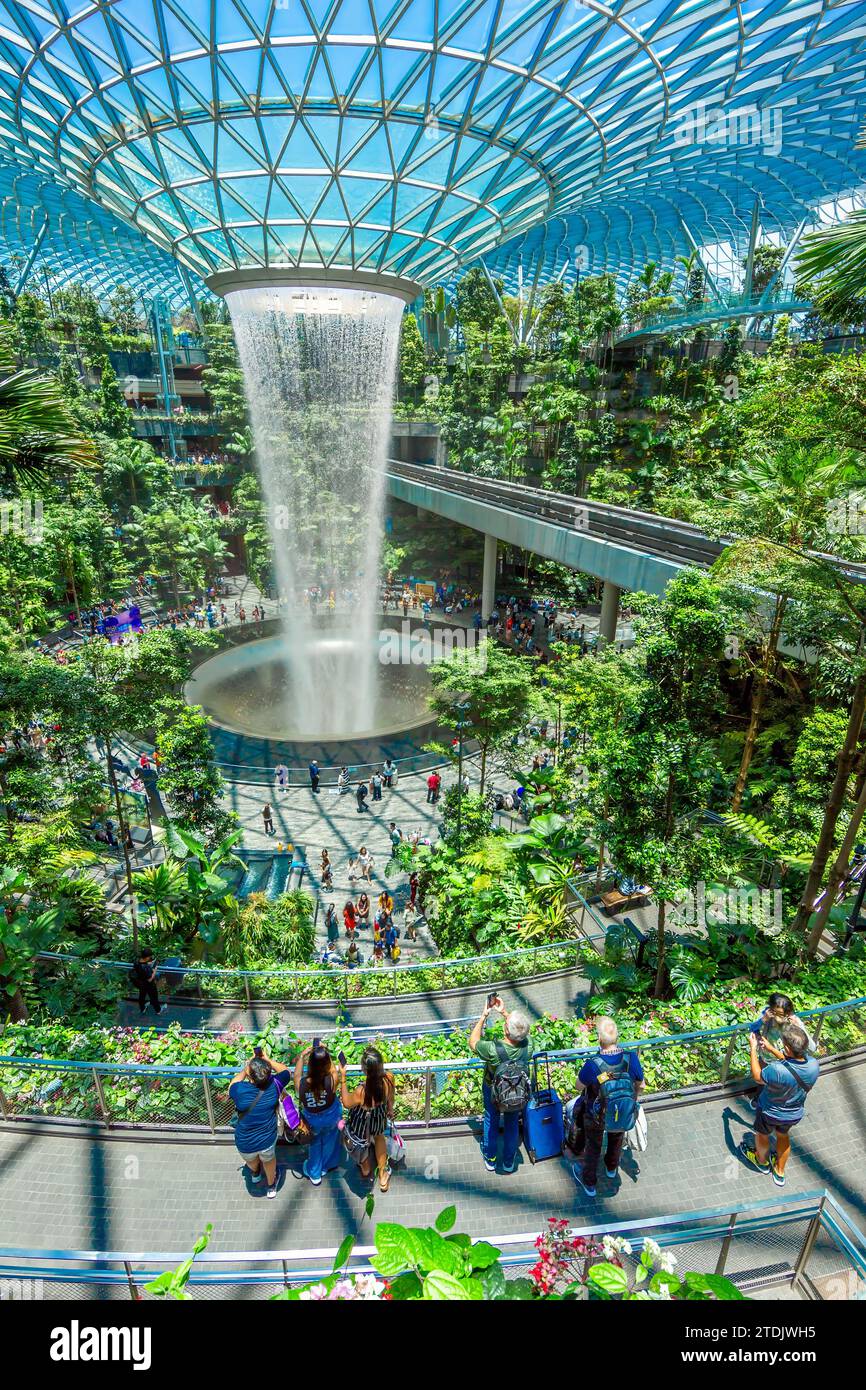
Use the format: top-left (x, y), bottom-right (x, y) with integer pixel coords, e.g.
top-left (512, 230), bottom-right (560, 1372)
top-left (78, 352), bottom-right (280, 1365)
top-left (228, 1050), bottom-right (292, 1201)
top-left (740, 1023), bottom-right (819, 1189)
top-left (569, 1015), bottom-right (644, 1199)
top-left (340, 1046), bottom-right (395, 1192)
top-left (292, 1042), bottom-right (344, 1188)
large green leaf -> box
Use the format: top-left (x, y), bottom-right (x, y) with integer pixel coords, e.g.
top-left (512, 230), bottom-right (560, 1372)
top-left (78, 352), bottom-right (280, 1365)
top-left (422, 1271), bottom-right (483, 1300)
top-left (370, 1223), bottom-right (417, 1277)
top-left (332, 1234), bottom-right (355, 1273)
top-left (587, 1261), bottom-right (630, 1296)
top-left (386, 1271), bottom-right (423, 1301)
top-left (480, 1263), bottom-right (508, 1300)
top-left (407, 1227), bottom-right (466, 1276)
top-left (468, 1241), bottom-right (501, 1271)
top-left (434, 1205), bottom-right (457, 1233)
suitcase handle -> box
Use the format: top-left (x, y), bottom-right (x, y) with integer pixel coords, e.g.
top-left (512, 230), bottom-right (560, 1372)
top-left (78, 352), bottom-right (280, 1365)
top-left (533, 1051), bottom-right (552, 1094)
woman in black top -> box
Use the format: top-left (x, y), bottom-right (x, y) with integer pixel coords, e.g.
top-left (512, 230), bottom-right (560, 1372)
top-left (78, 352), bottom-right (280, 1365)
top-left (292, 1043), bottom-right (344, 1186)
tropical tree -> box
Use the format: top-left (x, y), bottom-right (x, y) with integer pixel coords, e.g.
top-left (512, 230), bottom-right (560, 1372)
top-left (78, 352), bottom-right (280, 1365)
top-left (132, 861), bottom-right (187, 936)
top-left (592, 573), bottom-right (732, 994)
top-left (711, 442), bottom-right (861, 810)
top-left (428, 642), bottom-right (535, 793)
top-left (0, 863), bottom-right (64, 1022)
top-left (0, 335), bottom-right (96, 489)
top-left (156, 823), bottom-right (245, 946)
top-left (154, 700), bottom-right (235, 845)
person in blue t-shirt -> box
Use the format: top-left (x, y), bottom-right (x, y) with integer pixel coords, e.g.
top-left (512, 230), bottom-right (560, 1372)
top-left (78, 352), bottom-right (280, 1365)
top-left (228, 1052), bottom-right (291, 1199)
top-left (740, 1022), bottom-right (819, 1188)
top-left (570, 1016), bottom-right (644, 1199)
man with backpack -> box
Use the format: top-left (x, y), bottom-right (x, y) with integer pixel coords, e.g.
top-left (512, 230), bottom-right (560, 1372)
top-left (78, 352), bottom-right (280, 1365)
top-left (570, 1016), bottom-right (643, 1198)
top-left (470, 997), bottom-right (532, 1174)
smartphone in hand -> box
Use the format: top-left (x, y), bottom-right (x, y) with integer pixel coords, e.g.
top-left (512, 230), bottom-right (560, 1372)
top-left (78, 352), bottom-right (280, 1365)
top-left (312, 1037), bottom-right (321, 1052)
top-left (487, 993), bottom-right (500, 1009)
top-left (338, 1051), bottom-right (347, 1067)
top-left (253, 1045), bottom-right (263, 1059)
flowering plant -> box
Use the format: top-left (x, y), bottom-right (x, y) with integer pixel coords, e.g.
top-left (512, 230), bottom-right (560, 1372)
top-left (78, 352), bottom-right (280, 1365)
top-left (530, 1218), bottom-right (624, 1296)
top-left (529, 1220), bottom-right (745, 1301)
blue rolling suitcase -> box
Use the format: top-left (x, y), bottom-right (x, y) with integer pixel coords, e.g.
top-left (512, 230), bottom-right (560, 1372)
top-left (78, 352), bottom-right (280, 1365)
top-left (523, 1052), bottom-right (564, 1163)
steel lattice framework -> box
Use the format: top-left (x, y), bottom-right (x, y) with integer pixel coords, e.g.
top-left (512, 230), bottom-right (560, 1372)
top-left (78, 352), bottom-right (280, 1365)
top-left (0, 152), bottom-right (202, 307)
top-left (0, 0), bottom-right (863, 290)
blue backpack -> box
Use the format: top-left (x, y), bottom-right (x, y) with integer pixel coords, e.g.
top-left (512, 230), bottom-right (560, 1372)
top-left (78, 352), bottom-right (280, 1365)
top-left (590, 1053), bottom-right (638, 1133)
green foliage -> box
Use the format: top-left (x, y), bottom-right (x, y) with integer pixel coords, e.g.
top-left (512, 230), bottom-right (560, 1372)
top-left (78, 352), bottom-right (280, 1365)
top-left (154, 699), bottom-right (235, 845)
top-left (428, 641), bottom-right (534, 791)
top-left (398, 312), bottom-right (428, 396)
top-left (454, 267), bottom-right (503, 332)
top-left (201, 321), bottom-right (248, 430)
top-left (221, 890), bottom-right (315, 968)
top-left (145, 1226), bottom-right (212, 1300)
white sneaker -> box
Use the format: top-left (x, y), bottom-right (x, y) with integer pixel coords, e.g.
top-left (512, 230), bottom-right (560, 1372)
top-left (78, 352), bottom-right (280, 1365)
top-left (267, 1185), bottom-right (277, 1200)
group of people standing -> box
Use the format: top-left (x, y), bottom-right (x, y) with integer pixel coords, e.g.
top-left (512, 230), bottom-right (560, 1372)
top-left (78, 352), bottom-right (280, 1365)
top-left (469, 992), bottom-right (820, 1195)
top-left (229, 1043), bottom-right (397, 1195)
top-left (322, 873), bottom-right (420, 969)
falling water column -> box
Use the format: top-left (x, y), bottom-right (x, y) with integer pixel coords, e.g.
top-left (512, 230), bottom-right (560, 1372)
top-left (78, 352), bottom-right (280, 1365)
top-left (212, 270), bottom-right (419, 741)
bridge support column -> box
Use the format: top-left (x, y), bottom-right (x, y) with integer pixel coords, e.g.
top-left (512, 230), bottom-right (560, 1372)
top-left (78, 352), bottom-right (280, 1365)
top-left (482, 533), bottom-right (498, 619)
top-left (599, 580), bottom-right (621, 646)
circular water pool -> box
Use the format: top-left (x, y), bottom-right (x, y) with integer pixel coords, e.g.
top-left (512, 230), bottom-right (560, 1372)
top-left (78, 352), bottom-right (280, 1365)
top-left (184, 633), bottom-right (435, 743)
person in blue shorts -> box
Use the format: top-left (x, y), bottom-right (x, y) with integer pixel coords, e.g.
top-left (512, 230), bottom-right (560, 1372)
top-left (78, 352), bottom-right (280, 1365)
top-left (740, 1023), bottom-right (819, 1188)
top-left (229, 1051), bottom-right (291, 1200)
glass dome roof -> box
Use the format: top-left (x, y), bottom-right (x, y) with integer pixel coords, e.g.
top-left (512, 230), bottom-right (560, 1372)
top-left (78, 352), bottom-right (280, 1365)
top-left (0, 0), bottom-right (862, 289)
top-left (0, 152), bottom-right (201, 308)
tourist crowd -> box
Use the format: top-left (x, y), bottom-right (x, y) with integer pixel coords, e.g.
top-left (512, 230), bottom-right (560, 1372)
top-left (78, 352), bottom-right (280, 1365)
top-left (214, 991), bottom-right (819, 1202)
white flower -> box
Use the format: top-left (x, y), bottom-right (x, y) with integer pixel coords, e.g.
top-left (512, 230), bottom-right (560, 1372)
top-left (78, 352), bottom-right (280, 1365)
top-left (354, 1274), bottom-right (387, 1300)
top-left (329, 1279), bottom-right (358, 1300)
top-left (658, 1251), bottom-right (678, 1275)
top-left (601, 1234), bottom-right (632, 1258)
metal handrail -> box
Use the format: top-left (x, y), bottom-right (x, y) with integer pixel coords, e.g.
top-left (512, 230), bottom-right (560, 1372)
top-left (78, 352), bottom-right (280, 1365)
top-left (0, 1190), bottom-right (862, 1292)
top-left (34, 928), bottom-right (591, 984)
top-left (4, 992), bottom-right (865, 1080)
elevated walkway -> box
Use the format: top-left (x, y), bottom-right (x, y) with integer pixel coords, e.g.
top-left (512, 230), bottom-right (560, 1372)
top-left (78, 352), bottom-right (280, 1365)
top-left (615, 293), bottom-right (812, 343)
top-left (2, 1189), bottom-right (862, 1300)
top-left (1, 1050), bottom-right (863, 1273)
top-left (385, 459), bottom-right (723, 598)
top-left (385, 462), bottom-right (866, 624)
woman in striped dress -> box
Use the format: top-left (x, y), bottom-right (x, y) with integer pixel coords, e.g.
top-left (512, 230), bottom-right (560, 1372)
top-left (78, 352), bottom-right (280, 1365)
top-left (341, 1047), bottom-right (395, 1192)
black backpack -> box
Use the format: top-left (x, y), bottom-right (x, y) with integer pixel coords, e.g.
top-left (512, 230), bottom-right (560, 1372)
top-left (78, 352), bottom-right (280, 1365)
top-left (589, 1053), bottom-right (638, 1134)
top-left (490, 1041), bottom-right (532, 1114)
